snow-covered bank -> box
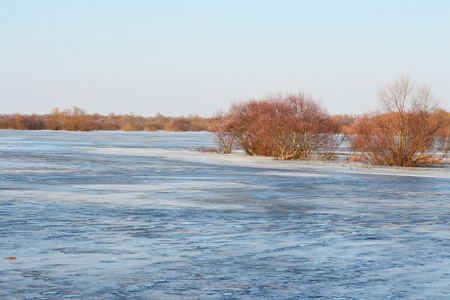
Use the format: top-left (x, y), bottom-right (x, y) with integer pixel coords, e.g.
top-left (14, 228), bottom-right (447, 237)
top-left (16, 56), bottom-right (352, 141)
top-left (103, 146), bottom-right (450, 179)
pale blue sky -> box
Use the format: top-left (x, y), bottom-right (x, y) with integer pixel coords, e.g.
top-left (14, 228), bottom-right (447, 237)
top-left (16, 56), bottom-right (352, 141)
top-left (1, 0), bottom-right (449, 117)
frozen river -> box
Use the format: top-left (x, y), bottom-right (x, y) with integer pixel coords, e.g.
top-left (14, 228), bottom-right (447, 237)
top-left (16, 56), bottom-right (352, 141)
top-left (1, 130), bottom-right (449, 299)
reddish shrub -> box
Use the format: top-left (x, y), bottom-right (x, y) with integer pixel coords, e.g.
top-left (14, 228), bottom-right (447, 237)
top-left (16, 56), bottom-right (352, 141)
top-left (214, 93), bottom-right (341, 159)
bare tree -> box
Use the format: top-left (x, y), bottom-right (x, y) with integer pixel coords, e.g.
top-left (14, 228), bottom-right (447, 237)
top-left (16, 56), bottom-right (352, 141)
top-left (349, 75), bottom-right (448, 167)
top-left (208, 111), bottom-right (238, 154)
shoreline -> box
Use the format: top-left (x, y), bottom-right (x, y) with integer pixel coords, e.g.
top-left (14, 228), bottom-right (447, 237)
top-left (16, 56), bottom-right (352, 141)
top-left (101, 147), bottom-right (450, 179)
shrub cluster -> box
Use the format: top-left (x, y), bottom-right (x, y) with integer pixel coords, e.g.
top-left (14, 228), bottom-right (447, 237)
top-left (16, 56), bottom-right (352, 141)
top-left (212, 76), bottom-right (449, 167)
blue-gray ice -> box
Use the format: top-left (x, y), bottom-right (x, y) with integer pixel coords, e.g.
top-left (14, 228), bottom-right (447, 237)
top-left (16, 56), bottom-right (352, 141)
top-left (1, 130), bottom-right (449, 299)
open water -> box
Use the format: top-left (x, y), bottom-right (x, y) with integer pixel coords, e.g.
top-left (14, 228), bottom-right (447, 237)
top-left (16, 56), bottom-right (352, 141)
top-left (0, 130), bottom-right (449, 299)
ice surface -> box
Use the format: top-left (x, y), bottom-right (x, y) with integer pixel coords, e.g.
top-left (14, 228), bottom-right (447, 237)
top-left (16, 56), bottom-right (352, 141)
top-left (0, 130), bottom-right (449, 299)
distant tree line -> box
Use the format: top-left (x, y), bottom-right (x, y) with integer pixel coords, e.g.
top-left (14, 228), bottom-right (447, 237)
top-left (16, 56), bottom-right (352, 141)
top-left (0, 107), bottom-right (211, 132)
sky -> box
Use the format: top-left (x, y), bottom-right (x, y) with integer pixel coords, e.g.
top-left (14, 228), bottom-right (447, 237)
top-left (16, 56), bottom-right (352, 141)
top-left (1, 0), bottom-right (449, 117)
